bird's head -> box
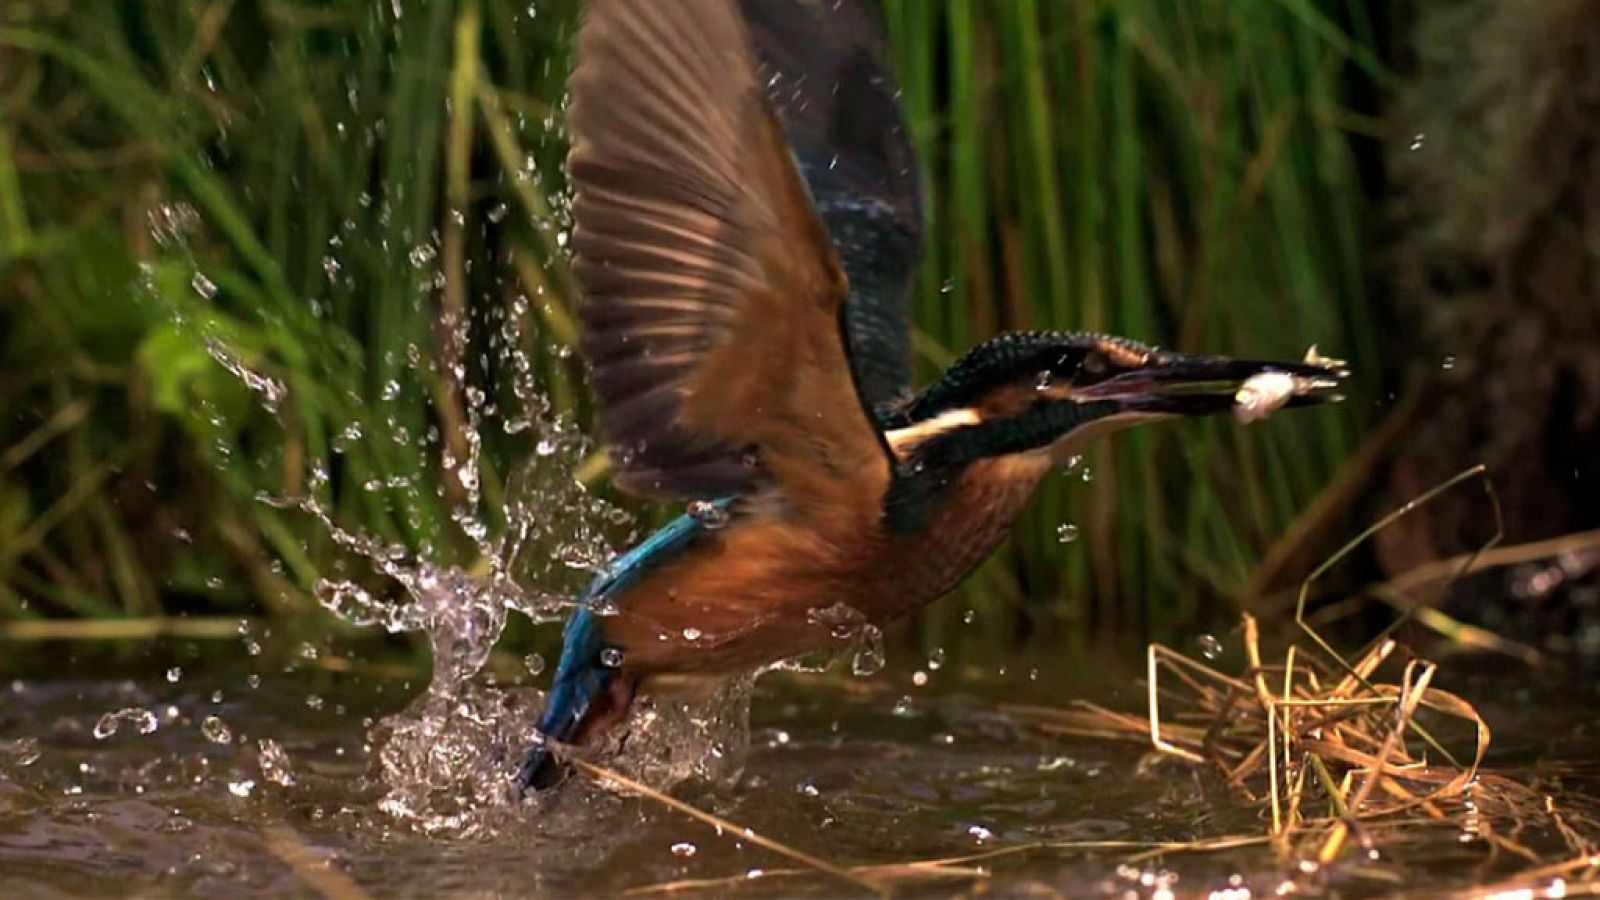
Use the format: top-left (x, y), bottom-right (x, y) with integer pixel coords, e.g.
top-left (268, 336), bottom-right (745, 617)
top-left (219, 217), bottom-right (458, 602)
top-left (884, 331), bottom-right (1347, 473)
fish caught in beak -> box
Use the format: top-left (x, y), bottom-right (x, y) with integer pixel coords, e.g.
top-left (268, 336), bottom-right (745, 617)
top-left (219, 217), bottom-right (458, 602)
top-left (1070, 346), bottom-right (1348, 423)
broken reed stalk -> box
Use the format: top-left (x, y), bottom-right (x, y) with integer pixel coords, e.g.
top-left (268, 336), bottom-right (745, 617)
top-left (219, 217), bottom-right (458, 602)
top-left (261, 825), bottom-right (373, 900)
top-left (567, 757), bottom-right (887, 897)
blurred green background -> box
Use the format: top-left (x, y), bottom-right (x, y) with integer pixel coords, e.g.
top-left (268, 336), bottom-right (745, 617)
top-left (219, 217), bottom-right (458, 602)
top-left (5, 0), bottom-right (1568, 666)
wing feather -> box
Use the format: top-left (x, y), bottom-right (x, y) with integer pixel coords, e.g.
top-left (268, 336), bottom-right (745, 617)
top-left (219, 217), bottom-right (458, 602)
top-left (570, 0), bottom-right (890, 528)
top-left (741, 0), bottom-right (926, 413)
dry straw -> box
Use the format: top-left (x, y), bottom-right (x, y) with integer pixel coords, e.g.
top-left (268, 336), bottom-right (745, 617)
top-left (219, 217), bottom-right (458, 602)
top-left (1009, 466), bottom-right (1600, 893)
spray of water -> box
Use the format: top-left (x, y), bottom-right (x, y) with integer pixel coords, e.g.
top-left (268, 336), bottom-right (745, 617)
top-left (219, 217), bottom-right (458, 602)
top-left (150, 216), bottom-right (788, 836)
top-left (268, 388), bottom-right (626, 835)
top-left (134, 28), bottom-right (792, 827)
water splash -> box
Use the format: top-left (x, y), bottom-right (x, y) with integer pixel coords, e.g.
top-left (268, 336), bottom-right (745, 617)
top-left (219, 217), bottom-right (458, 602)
top-left (202, 338), bottom-right (286, 414)
top-left (257, 738), bottom-right (296, 787)
top-left (172, 282), bottom-right (647, 837)
top-left (802, 602), bottom-right (887, 677)
top-left (93, 707), bottom-right (160, 740)
top-left (286, 424), bottom-right (622, 835)
top-left (167, 263), bottom-right (743, 837)
top-left (154, 126), bottom-right (792, 837)
top-left (605, 675), bottom-right (759, 790)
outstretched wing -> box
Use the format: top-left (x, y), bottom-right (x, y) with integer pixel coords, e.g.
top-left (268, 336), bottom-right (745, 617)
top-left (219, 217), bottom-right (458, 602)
top-left (740, 0), bottom-right (926, 413)
top-left (570, 0), bottom-right (890, 529)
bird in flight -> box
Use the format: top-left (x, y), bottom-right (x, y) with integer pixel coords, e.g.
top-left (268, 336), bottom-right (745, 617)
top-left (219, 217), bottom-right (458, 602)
top-left (514, 0), bottom-right (1344, 793)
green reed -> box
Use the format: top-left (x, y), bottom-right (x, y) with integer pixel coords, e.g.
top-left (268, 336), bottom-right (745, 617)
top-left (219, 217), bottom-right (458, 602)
top-left (882, 0), bottom-right (1382, 660)
top-left (0, 0), bottom-right (1380, 661)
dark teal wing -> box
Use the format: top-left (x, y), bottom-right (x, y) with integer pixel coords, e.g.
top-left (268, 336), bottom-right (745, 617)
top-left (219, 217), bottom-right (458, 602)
top-left (740, 0), bottom-right (926, 413)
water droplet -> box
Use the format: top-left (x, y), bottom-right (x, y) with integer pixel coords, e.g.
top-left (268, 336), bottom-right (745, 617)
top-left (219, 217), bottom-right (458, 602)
top-left (961, 609), bottom-right (976, 624)
top-left (1409, 132), bottom-right (1426, 151)
top-left (850, 625), bottom-right (885, 676)
top-left (600, 647), bottom-right (625, 668)
top-left (1035, 370), bottom-right (1054, 391)
top-left (967, 824), bottom-right (995, 842)
top-left (203, 339), bottom-right (287, 414)
top-left (524, 653), bottom-right (545, 676)
top-left (166, 667), bottom-right (182, 684)
top-left (334, 423), bottom-right (364, 452)
top-left (0, 738), bottom-right (41, 767)
top-left (202, 716), bottom-right (233, 745)
top-left (687, 500), bottom-right (730, 531)
top-left (927, 648), bottom-right (946, 670)
top-left (93, 708), bottom-right (159, 740)
top-left (1197, 634), bottom-right (1224, 660)
top-left (682, 627), bottom-right (703, 642)
top-left (670, 841), bottom-right (698, 858)
top-left (1056, 523), bottom-right (1079, 543)
top-left (1441, 354), bottom-right (1457, 371)
top-left (227, 779), bottom-right (256, 798)
top-left (1080, 466), bottom-right (1094, 483)
top-left (191, 272), bottom-right (218, 299)
top-left (257, 739), bottom-right (296, 787)
top-left (807, 602), bottom-right (866, 640)
top-left (912, 670), bottom-right (928, 686)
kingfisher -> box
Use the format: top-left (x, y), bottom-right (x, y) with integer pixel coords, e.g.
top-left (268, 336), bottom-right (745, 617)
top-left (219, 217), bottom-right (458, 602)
top-left (514, 0), bottom-right (1344, 793)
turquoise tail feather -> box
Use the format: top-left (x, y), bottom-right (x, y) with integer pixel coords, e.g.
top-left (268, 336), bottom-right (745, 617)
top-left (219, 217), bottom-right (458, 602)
top-left (513, 501), bottom-right (731, 794)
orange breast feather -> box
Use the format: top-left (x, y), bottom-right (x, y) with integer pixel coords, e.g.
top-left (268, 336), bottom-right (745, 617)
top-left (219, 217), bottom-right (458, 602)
top-left (601, 454), bottom-right (1052, 676)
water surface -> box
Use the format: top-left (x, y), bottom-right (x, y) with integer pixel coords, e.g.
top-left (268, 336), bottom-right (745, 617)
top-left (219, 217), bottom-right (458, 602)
top-left (2, 642), bottom-right (1596, 897)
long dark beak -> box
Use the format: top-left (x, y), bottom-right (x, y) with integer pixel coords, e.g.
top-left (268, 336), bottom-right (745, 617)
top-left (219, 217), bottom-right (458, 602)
top-left (1074, 350), bottom-right (1348, 419)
